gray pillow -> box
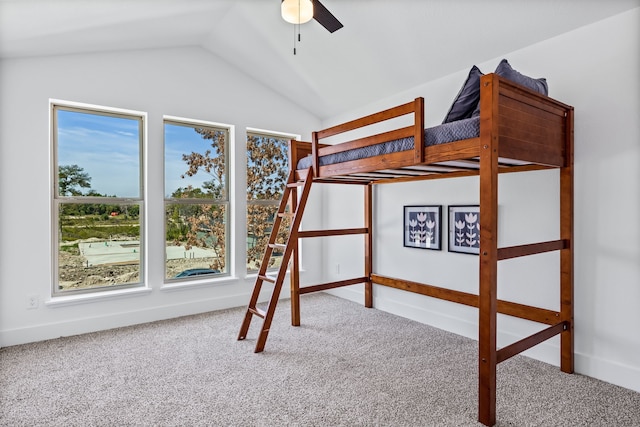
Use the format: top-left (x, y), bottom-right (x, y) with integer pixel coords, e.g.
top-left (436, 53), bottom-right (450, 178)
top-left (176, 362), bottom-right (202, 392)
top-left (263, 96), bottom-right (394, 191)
top-left (494, 59), bottom-right (548, 95)
top-left (472, 59), bottom-right (548, 117)
top-left (442, 65), bottom-right (483, 124)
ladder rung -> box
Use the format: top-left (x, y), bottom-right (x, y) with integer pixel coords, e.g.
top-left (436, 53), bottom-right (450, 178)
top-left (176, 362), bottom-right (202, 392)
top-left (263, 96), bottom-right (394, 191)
top-left (287, 181), bottom-right (305, 188)
top-left (259, 274), bottom-right (277, 283)
top-left (278, 212), bottom-right (294, 218)
top-left (248, 307), bottom-right (266, 318)
top-left (269, 243), bottom-right (286, 250)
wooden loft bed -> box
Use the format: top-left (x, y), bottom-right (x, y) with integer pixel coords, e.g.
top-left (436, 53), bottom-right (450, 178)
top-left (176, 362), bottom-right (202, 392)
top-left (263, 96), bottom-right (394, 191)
top-left (238, 73), bottom-right (574, 426)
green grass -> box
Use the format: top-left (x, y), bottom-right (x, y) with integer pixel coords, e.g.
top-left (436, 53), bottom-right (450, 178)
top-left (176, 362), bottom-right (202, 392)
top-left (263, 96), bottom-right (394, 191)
top-left (60, 225), bottom-right (140, 242)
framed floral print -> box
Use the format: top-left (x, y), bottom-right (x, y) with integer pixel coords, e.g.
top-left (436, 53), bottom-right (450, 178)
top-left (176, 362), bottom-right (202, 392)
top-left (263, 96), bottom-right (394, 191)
top-left (403, 205), bottom-right (442, 250)
top-left (448, 205), bottom-right (480, 254)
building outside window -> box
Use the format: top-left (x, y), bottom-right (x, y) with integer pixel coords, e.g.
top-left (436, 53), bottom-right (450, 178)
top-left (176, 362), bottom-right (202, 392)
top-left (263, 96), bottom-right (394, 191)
top-left (246, 130), bottom-right (293, 272)
top-left (52, 102), bottom-right (145, 295)
top-left (164, 118), bottom-right (229, 281)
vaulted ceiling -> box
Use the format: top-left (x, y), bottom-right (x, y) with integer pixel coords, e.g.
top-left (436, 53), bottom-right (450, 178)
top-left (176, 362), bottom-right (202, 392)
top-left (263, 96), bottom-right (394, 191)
top-left (1, 0), bottom-right (637, 118)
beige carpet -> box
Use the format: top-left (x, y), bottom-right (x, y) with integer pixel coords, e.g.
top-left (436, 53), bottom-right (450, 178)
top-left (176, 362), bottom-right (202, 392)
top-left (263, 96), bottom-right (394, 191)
top-left (1, 293), bottom-right (639, 426)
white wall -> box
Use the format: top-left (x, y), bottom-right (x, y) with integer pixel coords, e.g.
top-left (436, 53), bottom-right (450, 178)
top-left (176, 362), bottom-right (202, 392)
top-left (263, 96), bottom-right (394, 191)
top-left (0, 46), bottom-right (323, 346)
top-left (324, 8), bottom-right (640, 392)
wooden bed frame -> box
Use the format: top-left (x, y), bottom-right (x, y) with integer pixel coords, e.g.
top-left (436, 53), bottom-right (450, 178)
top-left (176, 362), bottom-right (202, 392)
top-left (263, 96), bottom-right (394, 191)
top-left (239, 73), bottom-right (574, 426)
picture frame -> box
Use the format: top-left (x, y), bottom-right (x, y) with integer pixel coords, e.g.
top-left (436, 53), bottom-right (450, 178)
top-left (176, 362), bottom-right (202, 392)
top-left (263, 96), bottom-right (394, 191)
top-left (448, 205), bottom-right (480, 255)
top-left (403, 205), bottom-right (442, 250)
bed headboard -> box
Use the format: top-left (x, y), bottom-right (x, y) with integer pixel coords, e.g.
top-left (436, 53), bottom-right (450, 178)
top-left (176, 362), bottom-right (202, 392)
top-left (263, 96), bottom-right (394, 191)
top-left (483, 74), bottom-right (573, 167)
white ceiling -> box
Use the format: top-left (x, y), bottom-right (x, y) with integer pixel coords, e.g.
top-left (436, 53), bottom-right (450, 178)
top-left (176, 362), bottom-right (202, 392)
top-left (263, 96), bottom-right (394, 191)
top-left (1, 0), bottom-right (638, 119)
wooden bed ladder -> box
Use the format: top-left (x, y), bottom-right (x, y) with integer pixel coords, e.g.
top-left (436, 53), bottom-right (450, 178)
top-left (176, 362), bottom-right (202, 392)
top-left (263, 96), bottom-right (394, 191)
top-left (237, 170), bottom-right (313, 353)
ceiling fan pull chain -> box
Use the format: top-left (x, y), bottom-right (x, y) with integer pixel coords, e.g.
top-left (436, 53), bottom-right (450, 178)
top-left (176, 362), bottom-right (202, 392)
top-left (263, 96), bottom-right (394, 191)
top-left (295, 0), bottom-right (301, 55)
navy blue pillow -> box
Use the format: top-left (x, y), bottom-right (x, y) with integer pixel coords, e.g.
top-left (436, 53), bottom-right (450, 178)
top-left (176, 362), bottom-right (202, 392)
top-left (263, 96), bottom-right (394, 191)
top-left (442, 65), bottom-right (483, 124)
top-left (495, 58), bottom-right (548, 95)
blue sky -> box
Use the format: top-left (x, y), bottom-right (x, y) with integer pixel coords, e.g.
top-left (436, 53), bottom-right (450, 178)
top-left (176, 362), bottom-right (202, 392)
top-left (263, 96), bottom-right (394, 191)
top-left (57, 109), bottom-right (140, 198)
top-left (164, 123), bottom-right (223, 197)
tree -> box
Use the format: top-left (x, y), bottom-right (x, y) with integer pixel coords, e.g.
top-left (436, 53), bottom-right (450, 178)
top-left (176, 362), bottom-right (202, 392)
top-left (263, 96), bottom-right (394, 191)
top-left (176, 130), bottom-right (290, 272)
top-left (175, 130), bottom-right (228, 270)
top-left (59, 164), bottom-right (91, 196)
top-left (182, 128), bottom-right (226, 199)
top-left (246, 134), bottom-right (289, 270)
top-left (247, 135), bottom-right (288, 200)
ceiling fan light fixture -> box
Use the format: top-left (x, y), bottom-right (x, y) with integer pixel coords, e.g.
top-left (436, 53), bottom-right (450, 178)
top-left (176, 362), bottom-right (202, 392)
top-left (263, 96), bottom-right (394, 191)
top-left (281, 0), bottom-right (314, 25)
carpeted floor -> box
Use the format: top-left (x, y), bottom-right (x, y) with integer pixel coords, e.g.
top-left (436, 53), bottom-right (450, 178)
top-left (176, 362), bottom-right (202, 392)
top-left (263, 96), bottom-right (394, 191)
top-left (1, 293), bottom-right (639, 426)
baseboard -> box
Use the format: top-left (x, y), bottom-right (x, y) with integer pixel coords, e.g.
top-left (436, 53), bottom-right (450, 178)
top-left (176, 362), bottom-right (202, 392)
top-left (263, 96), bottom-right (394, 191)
top-left (574, 352), bottom-right (640, 393)
top-left (324, 287), bottom-right (640, 393)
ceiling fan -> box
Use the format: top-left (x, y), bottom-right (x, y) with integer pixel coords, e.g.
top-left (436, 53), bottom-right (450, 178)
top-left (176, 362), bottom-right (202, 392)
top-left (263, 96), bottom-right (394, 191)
top-left (281, 0), bottom-right (343, 33)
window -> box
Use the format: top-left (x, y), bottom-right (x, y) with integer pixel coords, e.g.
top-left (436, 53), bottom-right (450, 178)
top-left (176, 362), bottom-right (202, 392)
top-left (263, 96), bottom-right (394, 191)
top-left (164, 118), bottom-right (229, 281)
top-left (52, 102), bottom-right (144, 295)
top-left (246, 131), bottom-right (292, 272)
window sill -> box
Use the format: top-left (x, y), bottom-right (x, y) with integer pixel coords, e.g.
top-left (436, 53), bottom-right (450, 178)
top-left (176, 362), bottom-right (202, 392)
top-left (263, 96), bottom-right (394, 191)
top-left (160, 275), bottom-right (239, 292)
top-left (46, 286), bottom-right (152, 308)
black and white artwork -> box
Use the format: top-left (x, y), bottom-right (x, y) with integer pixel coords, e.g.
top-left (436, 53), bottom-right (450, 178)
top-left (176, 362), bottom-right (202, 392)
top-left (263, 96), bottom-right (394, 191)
top-left (403, 205), bottom-right (442, 250)
top-left (448, 205), bottom-right (480, 254)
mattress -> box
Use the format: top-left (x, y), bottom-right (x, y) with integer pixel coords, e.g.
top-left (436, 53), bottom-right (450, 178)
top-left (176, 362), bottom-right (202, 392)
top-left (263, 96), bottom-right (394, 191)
top-left (296, 116), bottom-right (480, 170)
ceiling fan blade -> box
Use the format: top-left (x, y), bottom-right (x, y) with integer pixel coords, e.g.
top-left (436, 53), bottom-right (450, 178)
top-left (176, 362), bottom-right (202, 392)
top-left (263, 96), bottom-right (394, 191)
top-left (313, 0), bottom-right (343, 33)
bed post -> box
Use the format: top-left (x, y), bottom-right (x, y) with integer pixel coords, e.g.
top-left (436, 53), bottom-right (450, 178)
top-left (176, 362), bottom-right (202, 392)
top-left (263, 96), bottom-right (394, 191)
top-left (311, 131), bottom-right (320, 177)
top-left (288, 140), bottom-right (301, 326)
top-left (364, 183), bottom-right (373, 308)
top-left (560, 107), bottom-right (575, 373)
top-left (288, 139), bottom-right (297, 174)
top-left (413, 97), bottom-right (425, 163)
top-left (289, 179), bottom-right (301, 327)
top-left (478, 74), bottom-right (499, 427)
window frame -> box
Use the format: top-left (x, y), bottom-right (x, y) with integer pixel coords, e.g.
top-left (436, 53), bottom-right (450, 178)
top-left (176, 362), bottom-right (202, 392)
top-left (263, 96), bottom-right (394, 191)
top-left (51, 100), bottom-right (146, 297)
top-left (163, 116), bottom-right (231, 282)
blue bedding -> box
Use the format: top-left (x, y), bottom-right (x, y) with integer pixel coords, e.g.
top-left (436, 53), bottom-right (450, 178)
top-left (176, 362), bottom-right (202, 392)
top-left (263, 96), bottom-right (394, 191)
top-left (296, 116), bottom-right (480, 169)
